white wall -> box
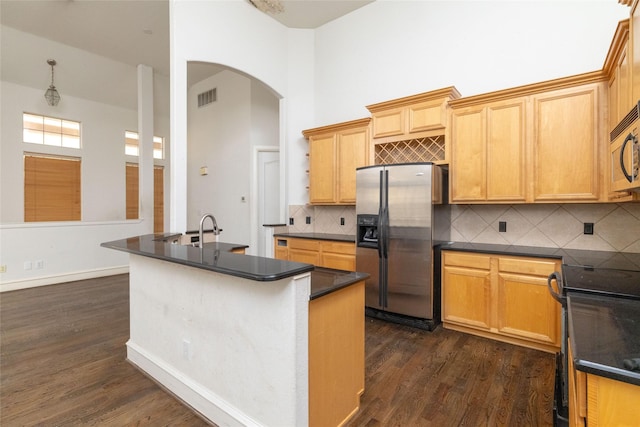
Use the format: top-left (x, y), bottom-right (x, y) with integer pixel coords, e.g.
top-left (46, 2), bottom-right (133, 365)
top-left (312, 0), bottom-right (630, 125)
top-left (0, 26), bottom-right (170, 288)
top-left (170, 0), bottom-right (313, 231)
top-left (186, 70), bottom-right (279, 245)
top-left (187, 70), bottom-right (252, 241)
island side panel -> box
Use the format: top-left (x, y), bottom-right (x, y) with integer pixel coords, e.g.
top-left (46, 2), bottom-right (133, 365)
top-left (309, 280), bottom-right (365, 427)
top-left (126, 254), bottom-right (310, 427)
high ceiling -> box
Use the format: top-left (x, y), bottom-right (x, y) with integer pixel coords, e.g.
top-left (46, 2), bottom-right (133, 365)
top-left (1, 0), bottom-right (374, 79)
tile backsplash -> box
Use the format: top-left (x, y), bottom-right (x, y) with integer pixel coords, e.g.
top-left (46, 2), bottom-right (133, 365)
top-left (288, 205), bottom-right (356, 235)
top-left (288, 203), bottom-right (640, 253)
top-left (451, 203), bottom-right (640, 253)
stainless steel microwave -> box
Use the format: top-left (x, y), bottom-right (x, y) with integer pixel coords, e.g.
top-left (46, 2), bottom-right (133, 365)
top-left (611, 101), bottom-right (640, 192)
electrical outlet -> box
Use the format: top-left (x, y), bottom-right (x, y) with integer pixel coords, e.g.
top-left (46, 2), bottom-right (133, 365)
top-left (306, 216), bottom-right (311, 224)
top-left (499, 221), bottom-right (507, 232)
top-left (289, 217), bottom-right (294, 225)
top-left (24, 261), bottom-right (32, 271)
top-left (340, 217), bottom-right (345, 226)
top-left (35, 260), bottom-right (44, 269)
top-left (584, 223), bottom-right (594, 235)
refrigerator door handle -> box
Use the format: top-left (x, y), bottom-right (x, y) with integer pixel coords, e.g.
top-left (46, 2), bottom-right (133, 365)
top-left (377, 171), bottom-right (384, 260)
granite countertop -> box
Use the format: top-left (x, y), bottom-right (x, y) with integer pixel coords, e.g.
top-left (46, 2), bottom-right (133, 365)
top-left (568, 292), bottom-right (640, 386)
top-left (310, 267), bottom-right (368, 300)
top-left (439, 242), bottom-right (640, 270)
top-left (101, 234), bottom-right (368, 300)
top-left (101, 234), bottom-right (314, 282)
top-left (273, 232), bottom-right (355, 243)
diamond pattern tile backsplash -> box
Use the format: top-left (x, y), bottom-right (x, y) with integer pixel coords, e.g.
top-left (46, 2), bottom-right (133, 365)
top-left (452, 203), bottom-right (640, 252)
top-left (288, 205), bottom-right (356, 235)
top-left (288, 203), bottom-right (640, 253)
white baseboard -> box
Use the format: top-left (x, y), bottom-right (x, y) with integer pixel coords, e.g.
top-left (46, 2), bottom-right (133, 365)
top-left (0, 266), bottom-right (129, 292)
top-left (126, 341), bottom-right (262, 427)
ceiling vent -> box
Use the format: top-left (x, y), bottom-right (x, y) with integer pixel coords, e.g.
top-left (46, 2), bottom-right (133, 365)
top-left (197, 88), bottom-right (217, 108)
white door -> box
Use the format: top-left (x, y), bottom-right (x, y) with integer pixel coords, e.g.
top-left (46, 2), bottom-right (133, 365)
top-left (257, 150), bottom-right (280, 257)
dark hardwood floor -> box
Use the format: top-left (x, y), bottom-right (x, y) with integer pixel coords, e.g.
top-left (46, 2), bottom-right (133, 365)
top-left (347, 319), bottom-right (554, 426)
top-left (1, 274), bottom-right (554, 426)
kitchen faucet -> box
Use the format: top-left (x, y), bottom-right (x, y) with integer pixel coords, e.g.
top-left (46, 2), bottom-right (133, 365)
top-left (199, 213), bottom-right (220, 247)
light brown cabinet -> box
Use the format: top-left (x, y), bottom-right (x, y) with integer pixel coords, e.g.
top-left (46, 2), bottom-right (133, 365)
top-left (449, 77), bottom-right (606, 203)
top-left (366, 87), bottom-right (460, 165)
top-left (604, 20), bottom-right (632, 131)
top-left (309, 281), bottom-right (364, 427)
top-left (568, 339), bottom-right (640, 427)
top-left (274, 237), bottom-right (356, 271)
top-left (450, 97), bottom-right (527, 202)
top-left (632, 0), bottom-right (640, 105)
top-left (303, 118), bottom-right (370, 205)
top-left (442, 250), bottom-right (561, 353)
top-left (531, 84), bottom-right (603, 202)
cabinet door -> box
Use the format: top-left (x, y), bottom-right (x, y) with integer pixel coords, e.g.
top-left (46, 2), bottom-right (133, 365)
top-left (442, 258), bottom-right (492, 330)
top-left (322, 253), bottom-right (355, 271)
top-left (450, 106), bottom-right (486, 202)
top-left (587, 373), bottom-right (640, 426)
top-left (320, 241), bottom-right (356, 270)
top-left (409, 100), bottom-right (446, 133)
top-left (532, 84), bottom-right (601, 201)
top-left (632, 1), bottom-right (640, 105)
top-left (497, 257), bottom-right (560, 346)
top-left (337, 127), bottom-right (369, 204)
top-left (372, 108), bottom-right (404, 139)
top-left (309, 134), bottom-right (336, 204)
top-left (609, 38), bottom-right (631, 130)
top-left (496, 272), bottom-right (560, 346)
top-left (289, 249), bottom-right (321, 265)
top-left (486, 99), bottom-right (527, 202)
top-left (289, 238), bottom-right (321, 265)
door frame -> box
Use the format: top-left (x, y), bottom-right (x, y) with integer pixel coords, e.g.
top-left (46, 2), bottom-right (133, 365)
top-left (251, 146), bottom-right (281, 256)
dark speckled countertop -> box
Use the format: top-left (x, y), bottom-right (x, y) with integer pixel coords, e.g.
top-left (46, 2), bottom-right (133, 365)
top-left (439, 241), bottom-right (640, 270)
top-left (310, 268), bottom-right (368, 300)
top-left (568, 293), bottom-right (640, 386)
top-left (273, 232), bottom-right (355, 243)
top-left (101, 234), bottom-right (367, 299)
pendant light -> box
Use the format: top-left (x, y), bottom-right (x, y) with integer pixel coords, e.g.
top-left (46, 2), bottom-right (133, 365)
top-left (44, 59), bottom-right (61, 106)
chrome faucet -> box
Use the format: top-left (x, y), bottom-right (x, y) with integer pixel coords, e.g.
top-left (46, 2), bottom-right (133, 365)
top-left (199, 213), bottom-right (220, 247)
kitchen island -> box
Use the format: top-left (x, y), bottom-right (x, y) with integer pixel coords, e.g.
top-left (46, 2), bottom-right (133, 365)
top-left (101, 234), bottom-right (368, 427)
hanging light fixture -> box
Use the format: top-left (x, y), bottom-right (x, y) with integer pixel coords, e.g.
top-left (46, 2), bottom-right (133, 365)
top-left (44, 59), bottom-right (61, 106)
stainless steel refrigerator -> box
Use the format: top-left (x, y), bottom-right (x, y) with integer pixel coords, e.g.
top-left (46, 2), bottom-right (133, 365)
top-left (356, 163), bottom-right (450, 330)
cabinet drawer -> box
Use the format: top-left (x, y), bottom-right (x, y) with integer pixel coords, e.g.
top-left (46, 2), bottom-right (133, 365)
top-left (443, 251), bottom-right (491, 270)
top-left (289, 238), bottom-right (321, 251)
top-left (498, 257), bottom-right (558, 276)
top-left (322, 241), bottom-right (355, 255)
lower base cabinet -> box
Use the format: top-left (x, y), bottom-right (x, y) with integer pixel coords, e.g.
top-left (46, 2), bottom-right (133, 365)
top-left (442, 250), bottom-right (561, 353)
top-left (309, 281), bottom-right (365, 427)
top-left (568, 339), bottom-right (640, 426)
top-left (274, 237), bottom-right (356, 271)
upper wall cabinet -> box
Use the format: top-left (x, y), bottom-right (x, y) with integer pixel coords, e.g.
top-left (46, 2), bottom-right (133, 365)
top-left (604, 13), bottom-right (640, 202)
top-left (449, 75), bottom-right (608, 204)
top-left (632, 0), bottom-right (640, 104)
top-left (303, 118), bottom-right (371, 205)
top-left (450, 97), bottom-right (527, 203)
top-left (366, 87), bottom-right (460, 165)
top-left (604, 19), bottom-right (632, 132)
